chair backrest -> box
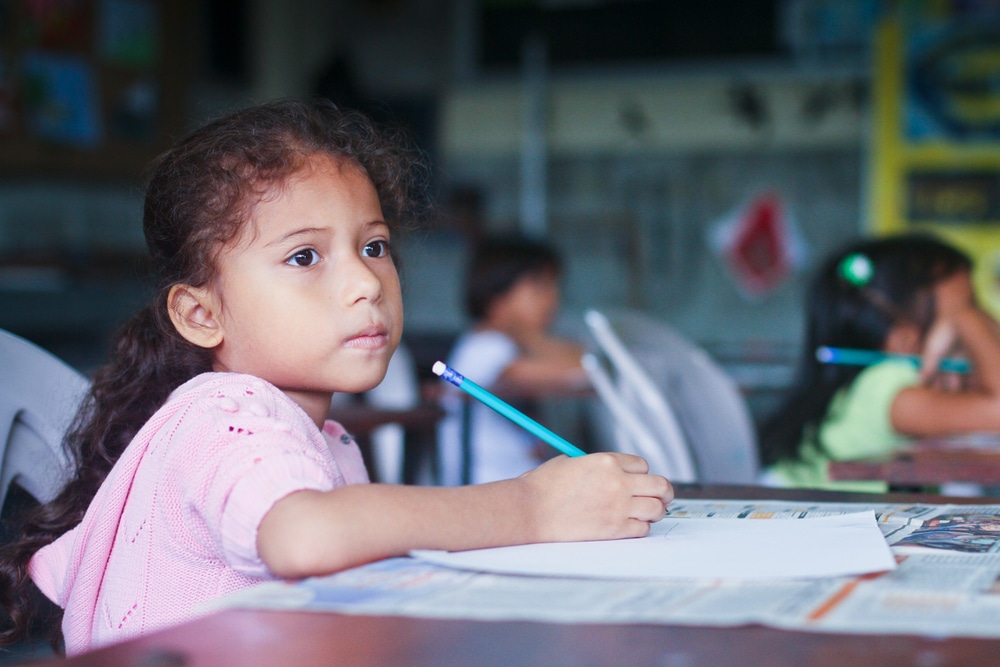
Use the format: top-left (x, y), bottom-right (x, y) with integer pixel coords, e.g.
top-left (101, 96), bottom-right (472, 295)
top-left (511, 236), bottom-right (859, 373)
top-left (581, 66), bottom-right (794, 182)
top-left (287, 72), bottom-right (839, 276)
top-left (583, 311), bottom-right (698, 482)
top-left (584, 310), bottom-right (760, 484)
top-left (0, 330), bottom-right (89, 509)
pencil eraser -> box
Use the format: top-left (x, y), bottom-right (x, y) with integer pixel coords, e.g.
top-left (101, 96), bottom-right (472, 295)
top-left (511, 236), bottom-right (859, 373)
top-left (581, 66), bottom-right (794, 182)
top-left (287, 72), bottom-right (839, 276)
top-left (432, 361), bottom-right (446, 376)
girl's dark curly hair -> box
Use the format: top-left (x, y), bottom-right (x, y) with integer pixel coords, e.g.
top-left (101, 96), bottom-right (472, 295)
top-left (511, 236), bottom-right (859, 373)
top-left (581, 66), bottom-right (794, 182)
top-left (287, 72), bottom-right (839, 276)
top-left (0, 98), bottom-right (430, 649)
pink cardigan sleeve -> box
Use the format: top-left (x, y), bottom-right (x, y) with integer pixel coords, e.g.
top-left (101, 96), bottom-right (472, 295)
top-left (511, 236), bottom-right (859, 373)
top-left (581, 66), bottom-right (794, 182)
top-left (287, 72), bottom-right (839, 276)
top-left (176, 396), bottom-right (371, 579)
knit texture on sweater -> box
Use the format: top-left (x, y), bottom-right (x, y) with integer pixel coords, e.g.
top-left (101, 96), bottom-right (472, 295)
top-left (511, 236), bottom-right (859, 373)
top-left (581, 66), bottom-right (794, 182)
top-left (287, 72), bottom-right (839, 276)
top-left (29, 372), bottom-right (369, 655)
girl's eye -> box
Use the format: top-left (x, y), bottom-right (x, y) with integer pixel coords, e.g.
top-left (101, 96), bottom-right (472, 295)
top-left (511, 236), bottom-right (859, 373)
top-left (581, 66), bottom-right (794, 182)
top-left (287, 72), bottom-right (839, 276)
top-left (286, 248), bottom-right (320, 267)
top-left (363, 240), bottom-right (390, 258)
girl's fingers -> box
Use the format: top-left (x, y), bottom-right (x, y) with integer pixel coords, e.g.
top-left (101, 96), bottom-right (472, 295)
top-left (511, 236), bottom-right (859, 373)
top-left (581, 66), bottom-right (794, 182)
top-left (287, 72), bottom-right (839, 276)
top-left (598, 451), bottom-right (649, 474)
top-left (920, 320), bottom-right (957, 384)
top-left (591, 451), bottom-right (674, 503)
top-left (620, 518), bottom-right (654, 539)
top-left (629, 496), bottom-right (668, 522)
top-left (630, 474), bottom-right (674, 504)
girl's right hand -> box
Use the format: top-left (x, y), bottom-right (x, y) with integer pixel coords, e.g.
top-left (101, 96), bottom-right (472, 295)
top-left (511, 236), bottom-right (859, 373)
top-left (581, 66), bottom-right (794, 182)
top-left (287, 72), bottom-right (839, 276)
top-left (515, 452), bottom-right (673, 543)
top-left (933, 270), bottom-right (976, 319)
top-left (920, 272), bottom-right (976, 384)
top-left (920, 318), bottom-right (959, 386)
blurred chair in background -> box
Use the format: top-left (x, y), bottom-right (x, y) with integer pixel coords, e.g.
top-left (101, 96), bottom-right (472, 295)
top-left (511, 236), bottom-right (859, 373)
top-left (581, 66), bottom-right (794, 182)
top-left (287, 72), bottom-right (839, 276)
top-left (0, 331), bottom-right (85, 667)
top-left (0, 329), bottom-right (88, 518)
top-left (582, 310), bottom-right (759, 484)
top-left (583, 311), bottom-right (696, 482)
top-left (362, 342), bottom-right (422, 484)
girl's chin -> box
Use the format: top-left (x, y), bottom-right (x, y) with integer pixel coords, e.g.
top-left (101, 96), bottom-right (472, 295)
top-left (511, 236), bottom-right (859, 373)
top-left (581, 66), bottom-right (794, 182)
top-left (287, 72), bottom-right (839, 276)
top-left (340, 367), bottom-right (393, 394)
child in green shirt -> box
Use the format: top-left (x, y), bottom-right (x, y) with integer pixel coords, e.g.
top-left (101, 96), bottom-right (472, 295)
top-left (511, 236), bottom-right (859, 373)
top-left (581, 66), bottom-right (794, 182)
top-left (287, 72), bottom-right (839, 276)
top-left (760, 232), bottom-right (1000, 491)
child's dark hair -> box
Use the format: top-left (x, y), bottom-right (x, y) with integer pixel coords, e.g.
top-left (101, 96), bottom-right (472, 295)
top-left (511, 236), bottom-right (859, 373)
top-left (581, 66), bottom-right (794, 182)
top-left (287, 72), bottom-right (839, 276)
top-left (0, 98), bottom-right (429, 648)
top-left (758, 232), bottom-right (972, 467)
top-left (464, 234), bottom-right (562, 320)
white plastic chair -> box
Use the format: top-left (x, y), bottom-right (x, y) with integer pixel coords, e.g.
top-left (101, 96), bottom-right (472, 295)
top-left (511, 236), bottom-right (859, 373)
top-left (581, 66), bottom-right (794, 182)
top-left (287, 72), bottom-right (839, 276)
top-left (583, 311), bottom-right (698, 482)
top-left (583, 310), bottom-right (759, 484)
top-left (363, 342), bottom-right (420, 484)
top-left (0, 329), bottom-right (89, 509)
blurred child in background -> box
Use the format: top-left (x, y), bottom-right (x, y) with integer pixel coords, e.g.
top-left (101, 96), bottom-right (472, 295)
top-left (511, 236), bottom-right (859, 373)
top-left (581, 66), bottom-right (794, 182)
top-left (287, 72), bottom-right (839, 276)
top-left (437, 235), bottom-right (590, 485)
top-left (759, 232), bottom-right (1000, 491)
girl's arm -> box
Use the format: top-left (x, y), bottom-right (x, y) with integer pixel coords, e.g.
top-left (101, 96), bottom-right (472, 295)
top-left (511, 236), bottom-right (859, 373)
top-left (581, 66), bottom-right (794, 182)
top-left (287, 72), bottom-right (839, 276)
top-left (497, 335), bottom-right (589, 394)
top-left (891, 273), bottom-right (1000, 435)
top-left (256, 451), bottom-right (672, 579)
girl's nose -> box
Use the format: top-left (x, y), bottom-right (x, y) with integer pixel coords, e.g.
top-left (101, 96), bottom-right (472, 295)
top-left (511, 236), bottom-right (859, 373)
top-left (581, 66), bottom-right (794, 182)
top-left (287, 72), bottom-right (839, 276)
top-left (343, 256), bottom-right (384, 304)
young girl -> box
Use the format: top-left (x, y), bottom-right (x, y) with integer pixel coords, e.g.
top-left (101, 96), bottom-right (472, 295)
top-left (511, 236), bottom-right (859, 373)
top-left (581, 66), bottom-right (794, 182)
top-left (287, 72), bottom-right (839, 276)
top-left (438, 234), bottom-right (590, 485)
top-left (0, 99), bottom-right (673, 656)
top-left (759, 232), bottom-right (1000, 491)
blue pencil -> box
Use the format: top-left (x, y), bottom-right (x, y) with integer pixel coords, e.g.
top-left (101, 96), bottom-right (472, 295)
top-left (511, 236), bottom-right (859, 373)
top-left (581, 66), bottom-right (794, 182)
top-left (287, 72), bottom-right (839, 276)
top-left (815, 346), bottom-right (972, 374)
top-left (432, 361), bottom-right (586, 458)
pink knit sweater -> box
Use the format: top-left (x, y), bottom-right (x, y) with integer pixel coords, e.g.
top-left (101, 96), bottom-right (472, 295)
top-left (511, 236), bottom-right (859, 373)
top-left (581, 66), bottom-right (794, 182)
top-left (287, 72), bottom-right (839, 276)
top-left (29, 372), bottom-right (370, 656)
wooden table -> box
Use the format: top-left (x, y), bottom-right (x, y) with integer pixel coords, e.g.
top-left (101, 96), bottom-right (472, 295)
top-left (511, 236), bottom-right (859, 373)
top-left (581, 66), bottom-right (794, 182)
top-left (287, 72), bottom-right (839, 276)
top-left (44, 607), bottom-right (1000, 667)
top-left (41, 484), bottom-right (1000, 667)
top-left (829, 438), bottom-right (1000, 488)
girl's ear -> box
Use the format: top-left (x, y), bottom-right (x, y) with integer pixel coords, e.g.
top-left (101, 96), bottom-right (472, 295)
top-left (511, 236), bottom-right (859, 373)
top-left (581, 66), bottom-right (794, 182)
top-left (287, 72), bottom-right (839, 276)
top-left (167, 284), bottom-right (224, 349)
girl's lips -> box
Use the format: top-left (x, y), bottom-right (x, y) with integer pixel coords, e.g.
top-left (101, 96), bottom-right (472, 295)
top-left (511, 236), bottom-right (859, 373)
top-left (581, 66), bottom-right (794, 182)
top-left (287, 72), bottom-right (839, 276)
top-left (344, 326), bottom-right (389, 349)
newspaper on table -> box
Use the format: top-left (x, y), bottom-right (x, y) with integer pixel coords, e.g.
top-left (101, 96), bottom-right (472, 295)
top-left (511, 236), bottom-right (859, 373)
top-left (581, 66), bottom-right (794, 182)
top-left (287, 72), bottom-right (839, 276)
top-left (203, 498), bottom-right (1000, 639)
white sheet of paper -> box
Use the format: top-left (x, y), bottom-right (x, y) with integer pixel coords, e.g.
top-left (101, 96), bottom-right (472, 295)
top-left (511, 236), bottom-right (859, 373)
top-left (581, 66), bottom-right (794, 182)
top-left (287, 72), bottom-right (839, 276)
top-left (411, 511), bottom-right (896, 580)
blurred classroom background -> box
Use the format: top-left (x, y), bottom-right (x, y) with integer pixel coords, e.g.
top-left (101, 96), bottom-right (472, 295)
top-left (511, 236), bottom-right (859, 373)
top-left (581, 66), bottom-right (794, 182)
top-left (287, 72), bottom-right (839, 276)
top-left (1, 0), bottom-right (998, 428)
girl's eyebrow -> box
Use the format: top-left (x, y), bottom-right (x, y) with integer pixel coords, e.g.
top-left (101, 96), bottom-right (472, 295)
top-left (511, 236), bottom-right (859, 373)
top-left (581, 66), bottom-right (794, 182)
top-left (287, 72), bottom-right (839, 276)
top-left (356, 219), bottom-right (393, 239)
top-left (264, 227), bottom-right (327, 247)
top-left (263, 220), bottom-right (389, 248)
top-left (364, 219), bottom-right (390, 232)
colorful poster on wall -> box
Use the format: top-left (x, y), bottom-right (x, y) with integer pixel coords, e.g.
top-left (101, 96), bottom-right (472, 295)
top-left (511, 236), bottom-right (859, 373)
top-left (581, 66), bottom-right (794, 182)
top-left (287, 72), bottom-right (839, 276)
top-left (869, 1), bottom-right (1000, 316)
top-left (0, 0), bottom-right (184, 177)
top-left (21, 51), bottom-right (102, 147)
top-left (97, 0), bottom-right (159, 68)
top-left (16, 0), bottom-right (93, 52)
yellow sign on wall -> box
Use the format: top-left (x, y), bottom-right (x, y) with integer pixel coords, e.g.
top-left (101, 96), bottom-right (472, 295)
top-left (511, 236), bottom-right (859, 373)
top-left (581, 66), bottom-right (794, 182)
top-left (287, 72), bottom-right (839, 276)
top-left (869, 2), bottom-right (1000, 317)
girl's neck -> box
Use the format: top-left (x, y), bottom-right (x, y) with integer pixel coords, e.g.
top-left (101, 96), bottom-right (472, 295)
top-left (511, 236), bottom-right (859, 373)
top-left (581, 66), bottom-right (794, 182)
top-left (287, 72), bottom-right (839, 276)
top-left (281, 388), bottom-right (334, 430)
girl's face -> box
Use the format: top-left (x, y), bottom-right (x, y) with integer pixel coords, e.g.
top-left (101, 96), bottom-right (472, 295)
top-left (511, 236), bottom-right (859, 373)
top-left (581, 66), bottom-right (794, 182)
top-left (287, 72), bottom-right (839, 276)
top-left (500, 269), bottom-right (561, 334)
top-left (207, 154), bottom-right (403, 422)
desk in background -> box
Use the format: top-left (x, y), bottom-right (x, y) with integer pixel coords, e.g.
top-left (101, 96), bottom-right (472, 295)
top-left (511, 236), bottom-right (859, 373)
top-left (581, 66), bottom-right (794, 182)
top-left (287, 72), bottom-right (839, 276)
top-left (328, 403), bottom-right (444, 484)
top-left (829, 436), bottom-right (1000, 488)
top-left (42, 484), bottom-right (1000, 667)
